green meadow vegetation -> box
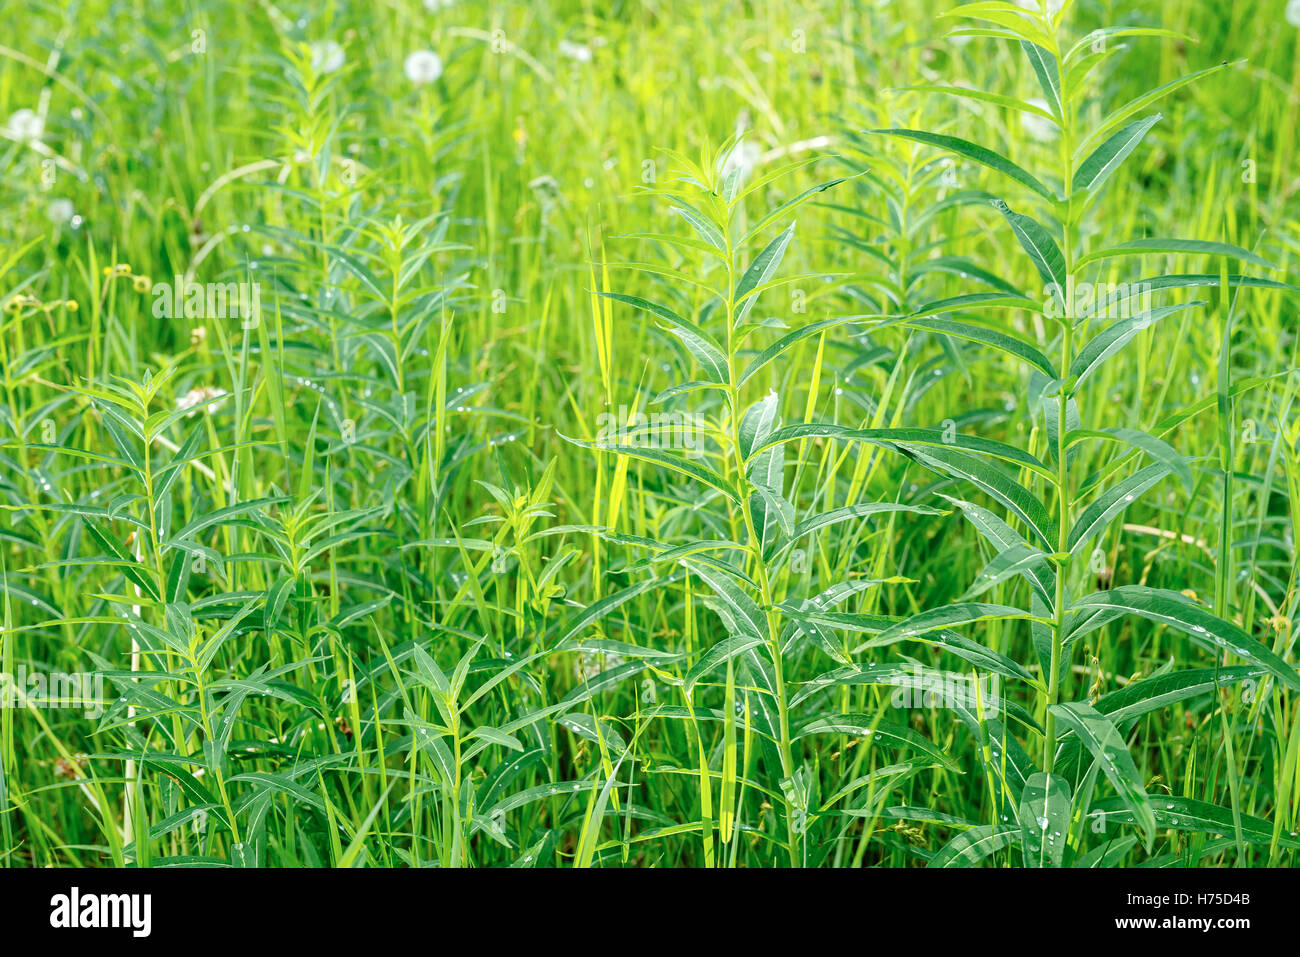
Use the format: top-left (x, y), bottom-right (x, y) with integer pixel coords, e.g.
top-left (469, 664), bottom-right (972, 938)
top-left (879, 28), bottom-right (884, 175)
top-left (1, 0), bottom-right (1299, 868)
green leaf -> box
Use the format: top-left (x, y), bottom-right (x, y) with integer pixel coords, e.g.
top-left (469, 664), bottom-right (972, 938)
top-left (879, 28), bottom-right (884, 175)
top-left (960, 542), bottom-right (1053, 602)
top-left (1070, 585), bottom-right (1300, 692)
top-left (871, 129), bottom-right (1055, 200)
top-left (668, 199), bottom-right (726, 250)
top-left (687, 561), bottom-right (767, 642)
top-left (1069, 301), bottom-right (1202, 390)
top-left (1078, 237), bottom-right (1275, 271)
top-left (669, 326), bottom-right (730, 383)
top-left (741, 177), bottom-right (853, 244)
top-left (939, 494), bottom-right (1056, 608)
top-left (1068, 427), bottom-right (1193, 493)
top-left (734, 223), bottom-right (795, 327)
top-left (1050, 701), bottom-right (1156, 851)
top-left (1075, 61), bottom-right (1241, 161)
top-left (597, 291), bottom-right (724, 354)
top-left (1019, 772), bottom-right (1071, 867)
top-left (791, 662), bottom-right (933, 707)
top-left (905, 445), bottom-right (1058, 550)
top-left (794, 714), bottom-right (958, 769)
top-left (928, 824), bottom-right (1020, 868)
top-left (785, 501), bottom-right (947, 546)
top-left (1089, 796), bottom-right (1300, 848)
top-left (1067, 463), bottom-right (1172, 554)
top-left (738, 314), bottom-right (876, 385)
top-left (870, 602), bottom-right (1046, 647)
top-left (557, 575), bottom-right (679, 645)
top-left (1020, 41), bottom-right (1062, 118)
top-left (1094, 666), bottom-right (1263, 728)
top-left (738, 393), bottom-right (780, 460)
top-left (684, 634), bottom-right (765, 693)
top-left (562, 433), bottom-right (739, 502)
top-left (1072, 114), bottom-right (1161, 195)
top-left (903, 315), bottom-right (1057, 378)
top-left (991, 200), bottom-right (1066, 302)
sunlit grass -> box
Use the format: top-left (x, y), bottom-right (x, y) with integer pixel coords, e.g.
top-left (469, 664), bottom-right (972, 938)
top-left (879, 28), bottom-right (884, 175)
top-left (0, 0), bottom-right (1297, 868)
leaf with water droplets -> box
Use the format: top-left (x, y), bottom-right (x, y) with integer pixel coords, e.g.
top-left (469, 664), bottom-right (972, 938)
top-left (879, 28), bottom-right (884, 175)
top-left (1019, 772), bottom-right (1071, 868)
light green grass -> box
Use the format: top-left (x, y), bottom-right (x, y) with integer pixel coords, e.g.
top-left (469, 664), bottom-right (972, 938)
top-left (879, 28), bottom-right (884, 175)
top-left (0, 0), bottom-right (1298, 867)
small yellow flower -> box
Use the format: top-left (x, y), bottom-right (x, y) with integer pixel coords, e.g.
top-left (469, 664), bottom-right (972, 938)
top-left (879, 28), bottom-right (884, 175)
top-left (64, 300), bottom-right (79, 311)
top-left (132, 275), bottom-right (152, 293)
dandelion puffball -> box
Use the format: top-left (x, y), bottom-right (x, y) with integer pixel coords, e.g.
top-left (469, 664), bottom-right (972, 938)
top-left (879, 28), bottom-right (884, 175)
top-left (559, 40), bottom-right (593, 63)
top-left (6, 108), bottom-right (44, 142)
top-left (1021, 98), bottom-right (1058, 142)
top-left (310, 41), bottom-right (345, 75)
top-left (404, 50), bottom-right (444, 84)
top-left (1287, 0), bottom-right (1300, 27)
top-left (47, 199), bottom-right (75, 224)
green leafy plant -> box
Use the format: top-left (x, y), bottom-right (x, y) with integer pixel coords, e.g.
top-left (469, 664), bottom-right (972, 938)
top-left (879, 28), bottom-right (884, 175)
top-left (869, 0), bottom-right (1299, 865)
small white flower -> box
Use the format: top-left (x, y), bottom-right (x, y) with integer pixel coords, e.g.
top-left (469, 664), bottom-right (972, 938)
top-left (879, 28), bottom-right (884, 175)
top-left (559, 39), bottom-right (593, 63)
top-left (1021, 98), bottom-right (1058, 142)
top-left (404, 50), bottom-right (443, 84)
top-left (310, 41), bottom-right (345, 75)
top-left (6, 108), bottom-right (44, 142)
top-left (176, 386), bottom-right (229, 418)
top-left (1287, 0), bottom-right (1300, 27)
top-left (47, 198), bottom-right (75, 224)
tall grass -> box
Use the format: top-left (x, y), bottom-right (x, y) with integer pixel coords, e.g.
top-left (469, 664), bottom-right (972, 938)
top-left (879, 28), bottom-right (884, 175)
top-left (0, 0), bottom-right (1297, 867)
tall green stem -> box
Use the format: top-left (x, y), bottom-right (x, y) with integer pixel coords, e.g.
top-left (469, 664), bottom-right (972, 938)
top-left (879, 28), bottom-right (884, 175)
top-left (1044, 32), bottom-right (1076, 774)
top-left (723, 229), bottom-right (799, 867)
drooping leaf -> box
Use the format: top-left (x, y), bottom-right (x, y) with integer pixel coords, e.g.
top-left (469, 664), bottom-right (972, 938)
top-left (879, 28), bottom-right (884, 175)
top-left (1050, 701), bottom-right (1156, 850)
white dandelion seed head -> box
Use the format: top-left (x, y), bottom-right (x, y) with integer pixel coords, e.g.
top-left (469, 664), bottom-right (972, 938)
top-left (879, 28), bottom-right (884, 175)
top-left (47, 198), bottom-right (75, 224)
top-left (404, 50), bottom-right (443, 84)
top-left (423, 0), bottom-right (457, 10)
top-left (310, 41), bottom-right (345, 75)
top-left (1021, 98), bottom-right (1058, 142)
top-left (1287, 0), bottom-right (1300, 27)
top-left (176, 386), bottom-right (229, 418)
top-left (559, 39), bottom-right (593, 63)
top-left (7, 108), bottom-right (44, 142)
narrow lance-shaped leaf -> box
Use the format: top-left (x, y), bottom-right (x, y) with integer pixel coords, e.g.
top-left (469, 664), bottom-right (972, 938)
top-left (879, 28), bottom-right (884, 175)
top-left (1069, 301), bottom-right (1203, 391)
top-left (1070, 585), bottom-right (1300, 692)
top-left (906, 445), bottom-right (1058, 551)
top-left (1067, 462), bottom-right (1172, 555)
top-left (563, 433), bottom-right (739, 503)
top-left (903, 315), bottom-right (1056, 378)
top-left (1077, 237), bottom-right (1276, 271)
top-left (1072, 114), bottom-right (1161, 195)
top-left (871, 129), bottom-right (1056, 200)
top-left (734, 223), bottom-right (795, 327)
top-left (1019, 772), bottom-right (1071, 868)
top-left (928, 825), bottom-right (1020, 868)
top-left (991, 200), bottom-right (1066, 310)
top-left (1020, 41), bottom-right (1062, 119)
top-left (1050, 701), bottom-right (1156, 851)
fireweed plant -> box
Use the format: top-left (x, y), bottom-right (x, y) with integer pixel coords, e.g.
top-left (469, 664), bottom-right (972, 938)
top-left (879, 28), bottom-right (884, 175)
top-left (1, 0), bottom-right (1298, 868)
top-left (862, 1), bottom-right (1300, 864)
top-left (575, 143), bottom-right (970, 867)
